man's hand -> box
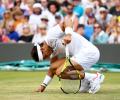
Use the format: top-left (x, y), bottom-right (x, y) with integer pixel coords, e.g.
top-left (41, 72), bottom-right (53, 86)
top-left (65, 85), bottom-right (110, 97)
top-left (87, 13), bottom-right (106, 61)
top-left (35, 85), bottom-right (46, 92)
top-left (62, 34), bottom-right (72, 45)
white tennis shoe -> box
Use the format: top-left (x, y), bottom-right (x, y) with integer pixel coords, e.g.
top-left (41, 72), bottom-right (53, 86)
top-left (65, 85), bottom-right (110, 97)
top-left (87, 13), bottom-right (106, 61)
top-left (79, 79), bottom-right (90, 93)
top-left (88, 73), bottom-right (105, 94)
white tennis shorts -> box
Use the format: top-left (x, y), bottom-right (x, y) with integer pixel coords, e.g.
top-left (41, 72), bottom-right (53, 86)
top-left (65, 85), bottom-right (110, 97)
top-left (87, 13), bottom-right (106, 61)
top-left (71, 48), bottom-right (100, 70)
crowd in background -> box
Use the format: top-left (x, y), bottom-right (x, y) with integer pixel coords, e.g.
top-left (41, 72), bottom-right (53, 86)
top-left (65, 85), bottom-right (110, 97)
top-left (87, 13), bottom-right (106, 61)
top-left (0, 0), bottom-right (120, 44)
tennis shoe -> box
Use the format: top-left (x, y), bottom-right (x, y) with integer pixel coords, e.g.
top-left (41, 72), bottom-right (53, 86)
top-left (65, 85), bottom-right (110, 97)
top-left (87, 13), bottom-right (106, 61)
top-left (89, 73), bottom-right (105, 94)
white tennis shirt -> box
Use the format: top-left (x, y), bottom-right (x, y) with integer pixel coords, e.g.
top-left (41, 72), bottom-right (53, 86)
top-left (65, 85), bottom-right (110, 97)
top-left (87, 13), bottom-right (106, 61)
top-left (45, 25), bottom-right (100, 69)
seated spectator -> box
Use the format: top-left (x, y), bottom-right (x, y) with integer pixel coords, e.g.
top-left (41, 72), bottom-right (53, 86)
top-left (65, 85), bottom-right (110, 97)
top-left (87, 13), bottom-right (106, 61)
top-left (108, 24), bottom-right (120, 44)
top-left (29, 3), bottom-right (43, 26)
top-left (7, 21), bottom-right (19, 42)
top-left (0, 10), bottom-right (13, 29)
top-left (40, 0), bottom-right (49, 16)
top-left (84, 13), bottom-right (96, 40)
top-left (90, 22), bottom-right (109, 44)
top-left (95, 7), bottom-right (112, 30)
top-left (109, 0), bottom-right (120, 16)
top-left (16, 11), bottom-right (36, 36)
top-left (32, 23), bottom-right (47, 43)
top-left (0, 28), bottom-right (10, 43)
top-left (106, 16), bottom-right (118, 35)
top-left (79, 4), bottom-right (94, 25)
top-left (47, 1), bottom-right (61, 28)
top-left (77, 24), bottom-right (85, 36)
top-left (41, 15), bottom-right (49, 29)
top-left (13, 9), bottom-right (25, 29)
top-left (64, 3), bottom-right (79, 32)
top-left (18, 24), bottom-right (33, 43)
top-left (55, 13), bottom-right (63, 25)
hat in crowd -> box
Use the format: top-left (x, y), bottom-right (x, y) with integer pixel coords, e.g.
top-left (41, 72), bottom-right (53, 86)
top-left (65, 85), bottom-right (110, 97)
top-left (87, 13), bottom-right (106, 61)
top-left (55, 13), bottom-right (61, 19)
top-left (33, 3), bottom-right (43, 9)
top-left (99, 7), bottom-right (107, 12)
top-left (38, 23), bottom-right (47, 29)
top-left (85, 4), bottom-right (93, 10)
top-left (41, 15), bottom-right (49, 21)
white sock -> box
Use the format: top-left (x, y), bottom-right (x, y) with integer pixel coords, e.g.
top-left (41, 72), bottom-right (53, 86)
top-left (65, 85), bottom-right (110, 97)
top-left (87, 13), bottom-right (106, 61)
top-left (42, 75), bottom-right (52, 86)
top-left (84, 73), bottom-right (97, 81)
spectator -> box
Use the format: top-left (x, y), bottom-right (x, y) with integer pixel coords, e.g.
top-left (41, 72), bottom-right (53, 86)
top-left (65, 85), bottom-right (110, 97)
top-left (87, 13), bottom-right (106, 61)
top-left (7, 21), bottom-right (19, 42)
top-left (90, 22), bottom-right (109, 44)
top-left (79, 4), bottom-right (94, 25)
top-left (0, 0), bottom-right (6, 20)
top-left (41, 15), bottom-right (49, 29)
top-left (72, 0), bottom-right (84, 18)
top-left (77, 24), bottom-right (85, 36)
top-left (65, 3), bottom-right (79, 32)
top-left (32, 22), bottom-right (47, 43)
top-left (108, 24), bottom-right (120, 44)
top-left (29, 3), bottom-right (43, 26)
top-left (18, 24), bottom-right (33, 43)
top-left (0, 10), bottom-right (13, 30)
top-left (13, 9), bottom-right (24, 29)
top-left (95, 7), bottom-right (112, 30)
top-left (0, 28), bottom-right (10, 43)
top-left (109, 0), bottom-right (120, 16)
top-left (47, 1), bottom-right (60, 28)
top-left (40, 0), bottom-right (49, 16)
top-left (55, 13), bottom-right (62, 25)
top-left (84, 13), bottom-right (96, 40)
top-left (106, 16), bottom-right (118, 35)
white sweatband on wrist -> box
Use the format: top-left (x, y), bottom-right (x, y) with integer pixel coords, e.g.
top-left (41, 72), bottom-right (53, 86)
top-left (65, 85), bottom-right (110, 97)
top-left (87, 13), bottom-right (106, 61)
top-left (42, 75), bottom-right (52, 86)
top-left (65, 27), bottom-right (73, 35)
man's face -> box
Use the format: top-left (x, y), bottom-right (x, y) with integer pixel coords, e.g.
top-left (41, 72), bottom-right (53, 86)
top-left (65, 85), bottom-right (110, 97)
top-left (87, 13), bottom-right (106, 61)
top-left (39, 42), bottom-right (53, 59)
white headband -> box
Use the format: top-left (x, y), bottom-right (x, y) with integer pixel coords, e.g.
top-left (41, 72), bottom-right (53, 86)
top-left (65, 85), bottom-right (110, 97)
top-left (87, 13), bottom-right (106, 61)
top-left (35, 43), bottom-right (43, 61)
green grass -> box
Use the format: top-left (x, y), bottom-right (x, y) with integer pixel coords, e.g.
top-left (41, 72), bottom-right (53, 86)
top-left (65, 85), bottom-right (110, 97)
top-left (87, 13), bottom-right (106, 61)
top-left (0, 71), bottom-right (120, 100)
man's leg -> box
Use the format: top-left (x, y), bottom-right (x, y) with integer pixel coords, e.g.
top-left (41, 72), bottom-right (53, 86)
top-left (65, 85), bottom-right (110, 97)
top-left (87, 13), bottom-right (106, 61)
top-left (55, 59), bottom-right (105, 94)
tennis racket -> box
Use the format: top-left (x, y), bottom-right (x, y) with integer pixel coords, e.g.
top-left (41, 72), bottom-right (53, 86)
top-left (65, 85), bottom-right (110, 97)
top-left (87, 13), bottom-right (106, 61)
top-left (59, 45), bottom-right (81, 94)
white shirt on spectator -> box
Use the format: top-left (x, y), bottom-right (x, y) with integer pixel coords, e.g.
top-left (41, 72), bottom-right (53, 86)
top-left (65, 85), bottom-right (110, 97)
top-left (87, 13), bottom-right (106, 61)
top-left (32, 33), bottom-right (46, 44)
top-left (29, 14), bottom-right (42, 26)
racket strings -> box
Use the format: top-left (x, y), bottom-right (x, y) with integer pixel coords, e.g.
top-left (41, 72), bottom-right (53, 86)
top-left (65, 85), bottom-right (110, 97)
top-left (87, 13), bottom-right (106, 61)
top-left (60, 78), bottom-right (80, 93)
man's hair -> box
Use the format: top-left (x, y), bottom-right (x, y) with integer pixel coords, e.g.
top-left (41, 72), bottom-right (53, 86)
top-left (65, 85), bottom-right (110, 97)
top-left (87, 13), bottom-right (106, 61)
top-left (31, 46), bottom-right (39, 62)
top-left (77, 24), bottom-right (85, 29)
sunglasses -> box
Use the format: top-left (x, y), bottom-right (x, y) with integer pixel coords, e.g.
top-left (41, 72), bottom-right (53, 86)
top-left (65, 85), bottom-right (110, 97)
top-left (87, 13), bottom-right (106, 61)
top-left (41, 19), bottom-right (48, 22)
top-left (100, 11), bottom-right (106, 14)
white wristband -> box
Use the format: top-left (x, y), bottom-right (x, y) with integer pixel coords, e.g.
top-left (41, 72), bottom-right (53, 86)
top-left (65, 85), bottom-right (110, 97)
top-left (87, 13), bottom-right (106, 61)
top-left (65, 27), bottom-right (73, 35)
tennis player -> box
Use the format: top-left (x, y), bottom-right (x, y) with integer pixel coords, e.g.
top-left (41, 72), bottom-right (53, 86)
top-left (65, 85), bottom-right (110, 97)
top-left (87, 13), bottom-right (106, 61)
top-left (31, 20), bottom-right (105, 94)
